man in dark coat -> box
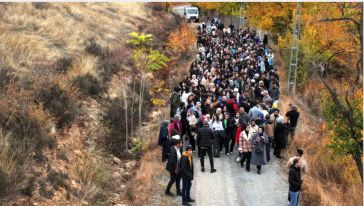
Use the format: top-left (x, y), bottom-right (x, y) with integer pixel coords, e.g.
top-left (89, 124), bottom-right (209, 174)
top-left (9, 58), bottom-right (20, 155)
top-left (158, 120), bottom-right (170, 162)
top-left (273, 116), bottom-right (288, 158)
top-left (170, 86), bottom-right (181, 118)
top-left (197, 120), bottom-right (217, 173)
top-left (285, 104), bottom-right (300, 142)
top-left (165, 139), bottom-right (183, 196)
top-left (180, 145), bottom-right (195, 206)
top-left (289, 158), bottom-right (302, 206)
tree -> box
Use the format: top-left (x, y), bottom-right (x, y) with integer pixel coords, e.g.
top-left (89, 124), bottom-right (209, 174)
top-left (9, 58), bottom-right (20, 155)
top-left (167, 24), bottom-right (196, 60)
top-left (127, 32), bottom-right (170, 129)
top-left (319, 77), bottom-right (363, 181)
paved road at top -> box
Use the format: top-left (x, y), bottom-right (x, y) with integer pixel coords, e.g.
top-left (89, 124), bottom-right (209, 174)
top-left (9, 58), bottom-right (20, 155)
top-left (190, 149), bottom-right (288, 206)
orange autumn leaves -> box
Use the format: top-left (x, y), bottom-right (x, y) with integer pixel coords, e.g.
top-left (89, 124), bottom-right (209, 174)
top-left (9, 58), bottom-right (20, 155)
top-left (166, 24), bottom-right (196, 59)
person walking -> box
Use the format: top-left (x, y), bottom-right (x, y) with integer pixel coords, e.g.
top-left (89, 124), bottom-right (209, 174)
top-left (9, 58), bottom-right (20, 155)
top-left (197, 120), bottom-right (217, 173)
top-left (289, 158), bottom-right (302, 206)
top-left (251, 126), bottom-right (269, 174)
top-left (238, 125), bottom-right (254, 172)
top-left (285, 104), bottom-right (300, 143)
top-left (158, 120), bottom-right (170, 162)
top-left (180, 145), bottom-right (195, 206)
top-left (165, 139), bottom-right (183, 196)
top-left (170, 86), bottom-right (181, 118)
top-left (287, 148), bottom-right (307, 203)
top-left (273, 116), bottom-right (287, 159)
top-left (263, 114), bottom-right (274, 162)
top-left (210, 113), bottom-right (225, 157)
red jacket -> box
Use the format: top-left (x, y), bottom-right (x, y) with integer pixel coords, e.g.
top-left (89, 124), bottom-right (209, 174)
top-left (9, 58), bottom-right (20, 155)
top-left (235, 127), bottom-right (242, 144)
top-left (227, 99), bottom-right (239, 114)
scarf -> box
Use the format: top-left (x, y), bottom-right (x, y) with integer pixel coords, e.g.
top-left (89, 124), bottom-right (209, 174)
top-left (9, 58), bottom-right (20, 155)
top-left (182, 151), bottom-right (192, 166)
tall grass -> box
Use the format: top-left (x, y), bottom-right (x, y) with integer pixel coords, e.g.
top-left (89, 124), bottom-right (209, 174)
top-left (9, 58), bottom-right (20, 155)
top-left (274, 44), bottom-right (362, 206)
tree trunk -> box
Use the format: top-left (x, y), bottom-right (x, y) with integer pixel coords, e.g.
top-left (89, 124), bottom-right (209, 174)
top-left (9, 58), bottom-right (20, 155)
top-left (352, 154), bottom-right (363, 182)
top-left (122, 86), bottom-right (128, 151)
top-left (131, 78), bottom-right (136, 138)
top-left (138, 74), bottom-right (144, 128)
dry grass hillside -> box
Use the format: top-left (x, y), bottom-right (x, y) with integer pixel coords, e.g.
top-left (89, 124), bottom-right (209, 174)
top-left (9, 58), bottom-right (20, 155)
top-left (0, 2), bottom-right (182, 205)
top-left (273, 44), bottom-right (363, 206)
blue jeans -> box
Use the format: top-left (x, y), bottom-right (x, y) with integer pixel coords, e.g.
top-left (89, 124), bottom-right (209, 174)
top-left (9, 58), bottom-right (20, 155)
top-left (182, 178), bottom-right (192, 203)
top-left (289, 191), bottom-right (299, 206)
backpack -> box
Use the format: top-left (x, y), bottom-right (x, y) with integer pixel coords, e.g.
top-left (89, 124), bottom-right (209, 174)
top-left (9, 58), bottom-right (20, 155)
top-left (171, 93), bottom-right (180, 107)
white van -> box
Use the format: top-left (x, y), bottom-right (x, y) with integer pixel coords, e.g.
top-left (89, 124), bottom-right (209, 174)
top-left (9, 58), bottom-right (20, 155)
top-left (184, 6), bottom-right (199, 22)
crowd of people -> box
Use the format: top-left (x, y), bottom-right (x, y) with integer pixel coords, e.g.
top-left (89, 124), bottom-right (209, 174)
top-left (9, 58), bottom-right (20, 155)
top-left (158, 17), bottom-right (304, 206)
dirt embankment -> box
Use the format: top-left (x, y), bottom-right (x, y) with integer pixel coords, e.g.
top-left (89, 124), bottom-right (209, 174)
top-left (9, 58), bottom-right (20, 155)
top-left (0, 3), bottom-right (185, 206)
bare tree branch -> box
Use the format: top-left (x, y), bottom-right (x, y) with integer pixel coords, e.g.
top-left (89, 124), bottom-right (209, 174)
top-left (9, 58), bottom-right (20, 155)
top-left (315, 17), bottom-right (361, 28)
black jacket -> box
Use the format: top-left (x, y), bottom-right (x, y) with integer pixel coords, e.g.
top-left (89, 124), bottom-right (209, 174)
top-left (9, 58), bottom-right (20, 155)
top-left (197, 126), bottom-right (215, 148)
top-left (166, 146), bottom-right (179, 173)
top-left (180, 154), bottom-right (194, 180)
top-left (289, 166), bottom-right (302, 192)
top-left (274, 123), bottom-right (287, 149)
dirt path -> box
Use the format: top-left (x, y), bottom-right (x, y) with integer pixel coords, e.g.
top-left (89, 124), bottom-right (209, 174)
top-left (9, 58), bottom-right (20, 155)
top-left (190, 149), bottom-right (288, 206)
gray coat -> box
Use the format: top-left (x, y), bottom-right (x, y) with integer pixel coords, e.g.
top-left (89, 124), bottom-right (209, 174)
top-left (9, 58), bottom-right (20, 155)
top-left (251, 133), bottom-right (269, 166)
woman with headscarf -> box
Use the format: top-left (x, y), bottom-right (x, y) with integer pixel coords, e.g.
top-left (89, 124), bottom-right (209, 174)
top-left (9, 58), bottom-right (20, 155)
top-left (158, 120), bottom-right (170, 162)
top-left (169, 114), bottom-right (182, 137)
top-left (251, 126), bottom-right (269, 174)
top-left (238, 125), bottom-right (254, 171)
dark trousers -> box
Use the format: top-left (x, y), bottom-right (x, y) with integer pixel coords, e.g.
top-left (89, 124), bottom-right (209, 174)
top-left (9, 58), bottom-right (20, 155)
top-left (257, 165), bottom-right (261, 172)
top-left (200, 147), bottom-right (214, 170)
top-left (166, 171), bottom-right (181, 193)
top-left (229, 137), bottom-right (235, 153)
top-left (213, 134), bottom-right (220, 157)
top-left (190, 135), bottom-right (196, 151)
top-left (240, 152), bottom-right (252, 170)
top-left (182, 178), bottom-right (192, 203)
top-left (273, 147), bottom-right (282, 158)
top-left (266, 137), bottom-right (272, 162)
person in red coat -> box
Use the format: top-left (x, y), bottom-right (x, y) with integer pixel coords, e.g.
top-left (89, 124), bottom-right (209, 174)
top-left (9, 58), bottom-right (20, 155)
top-left (226, 94), bottom-right (239, 116)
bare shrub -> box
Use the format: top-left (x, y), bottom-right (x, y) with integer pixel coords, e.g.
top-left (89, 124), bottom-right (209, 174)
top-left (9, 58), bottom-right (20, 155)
top-left (85, 38), bottom-right (108, 58)
top-left (36, 84), bottom-right (78, 128)
top-left (73, 73), bottom-right (104, 97)
top-left (32, 2), bottom-right (49, 10)
top-left (0, 67), bottom-right (17, 91)
top-left (53, 57), bottom-right (72, 74)
top-left (47, 170), bottom-right (69, 190)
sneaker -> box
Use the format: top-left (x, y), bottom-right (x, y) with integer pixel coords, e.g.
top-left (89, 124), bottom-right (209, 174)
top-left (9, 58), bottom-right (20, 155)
top-left (227, 153), bottom-right (230, 156)
top-left (211, 168), bottom-right (217, 173)
top-left (236, 157), bottom-right (241, 162)
top-left (182, 202), bottom-right (192, 206)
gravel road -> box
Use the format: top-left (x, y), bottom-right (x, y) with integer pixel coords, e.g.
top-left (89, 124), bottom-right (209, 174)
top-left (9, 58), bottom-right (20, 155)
top-left (188, 146), bottom-right (288, 206)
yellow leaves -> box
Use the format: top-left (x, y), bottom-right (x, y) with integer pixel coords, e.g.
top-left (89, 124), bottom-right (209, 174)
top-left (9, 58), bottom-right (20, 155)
top-left (151, 98), bottom-right (167, 107)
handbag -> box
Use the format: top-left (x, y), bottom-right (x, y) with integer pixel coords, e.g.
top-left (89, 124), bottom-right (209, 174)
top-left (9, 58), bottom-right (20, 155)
top-left (254, 143), bottom-right (263, 154)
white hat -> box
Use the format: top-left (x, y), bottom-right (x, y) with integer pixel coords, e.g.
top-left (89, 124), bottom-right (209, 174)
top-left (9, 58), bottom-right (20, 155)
top-left (234, 88), bottom-right (239, 92)
top-left (172, 135), bottom-right (181, 140)
top-left (251, 79), bottom-right (256, 83)
top-left (254, 73), bottom-right (260, 78)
